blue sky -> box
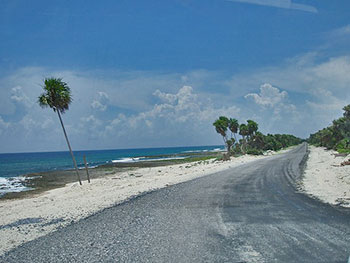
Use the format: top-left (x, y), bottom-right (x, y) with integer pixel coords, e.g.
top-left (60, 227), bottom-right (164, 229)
top-left (0, 0), bottom-right (350, 153)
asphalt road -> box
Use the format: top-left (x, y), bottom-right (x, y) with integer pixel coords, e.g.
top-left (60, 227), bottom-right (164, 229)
top-left (1, 143), bottom-right (350, 263)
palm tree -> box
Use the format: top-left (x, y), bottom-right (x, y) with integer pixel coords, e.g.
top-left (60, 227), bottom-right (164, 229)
top-left (239, 123), bottom-right (249, 139)
top-left (228, 118), bottom-right (239, 142)
top-left (213, 116), bottom-right (235, 157)
top-left (213, 117), bottom-right (229, 145)
top-left (38, 78), bottom-right (82, 185)
top-left (239, 123), bottom-right (249, 154)
top-left (247, 120), bottom-right (258, 139)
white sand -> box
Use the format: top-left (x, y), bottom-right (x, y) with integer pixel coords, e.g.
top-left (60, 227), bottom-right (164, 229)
top-left (303, 146), bottom-right (350, 208)
top-left (0, 152), bottom-right (279, 255)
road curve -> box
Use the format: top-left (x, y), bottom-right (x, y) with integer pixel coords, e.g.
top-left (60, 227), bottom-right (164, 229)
top-left (1, 143), bottom-right (350, 263)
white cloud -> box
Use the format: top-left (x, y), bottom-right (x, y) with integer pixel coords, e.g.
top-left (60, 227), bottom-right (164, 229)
top-left (311, 57), bottom-right (350, 88)
top-left (41, 118), bottom-right (55, 129)
top-left (140, 86), bottom-right (239, 125)
top-left (226, 0), bottom-right (317, 13)
top-left (91, 92), bottom-right (109, 111)
top-left (0, 116), bottom-right (10, 135)
top-left (19, 115), bottom-right (37, 131)
top-left (79, 115), bottom-right (104, 140)
top-left (103, 86), bottom-right (240, 147)
top-left (80, 115), bottom-right (102, 127)
top-left (244, 83), bottom-right (297, 131)
top-left (150, 86), bottom-right (201, 122)
top-left (245, 83), bottom-right (288, 107)
top-left (153, 89), bottom-right (178, 104)
top-left (10, 86), bottom-right (32, 108)
top-left (306, 88), bottom-right (348, 126)
top-left (328, 24), bottom-right (350, 38)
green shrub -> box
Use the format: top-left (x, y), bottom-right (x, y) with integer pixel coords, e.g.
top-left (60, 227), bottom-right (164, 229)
top-left (336, 138), bottom-right (350, 153)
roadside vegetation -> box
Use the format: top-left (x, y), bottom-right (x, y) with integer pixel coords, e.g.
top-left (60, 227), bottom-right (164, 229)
top-left (213, 117), bottom-right (302, 159)
top-left (308, 104), bottom-right (350, 153)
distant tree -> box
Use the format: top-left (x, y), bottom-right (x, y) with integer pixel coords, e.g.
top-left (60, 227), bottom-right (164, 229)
top-left (213, 116), bottom-right (234, 159)
top-left (239, 124), bottom-right (249, 139)
top-left (239, 123), bottom-right (249, 153)
top-left (309, 104), bottom-right (350, 152)
top-left (343, 104), bottom-right (350, 119)
top-left (228, 118), bottom-right (239, 142)
top-left (213, 117), bottom-right (229, 142)
top-left (214, 115), bottom-right (302, 156)
top-left (247, 120), bottom-right (258, 138)
top-left (248, 131), bottom-right (265, 149)
top-left (38, 78), bottom-right (82, 185)
top-left (226, 138), bottom-right (235, 154)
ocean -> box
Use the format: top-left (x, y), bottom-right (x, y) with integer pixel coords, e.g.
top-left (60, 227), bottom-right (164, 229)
top-left (0, 145), bottom-right (224, 195)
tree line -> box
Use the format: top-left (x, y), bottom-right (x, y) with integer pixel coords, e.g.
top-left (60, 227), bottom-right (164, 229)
top-left (213, 117), bottom-right (302, 158)
top-left (308, 105), bottom-right (350, 153)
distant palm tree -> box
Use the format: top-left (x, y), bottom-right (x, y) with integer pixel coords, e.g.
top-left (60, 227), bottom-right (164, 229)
top-left (213, 116), bottom-right (232, 159)
top-left (247, 120), bottom-right (258, 138)
top-left (239, 123), bottom-right (249, 139)
top-left (38, 78), bottom-right (82, 185)
top-left (228, 118), bottom-right (239, 142)
top-left (239, 123), bottom-right (249, 154)
top-left (213, 116), bottom-right (229, 146)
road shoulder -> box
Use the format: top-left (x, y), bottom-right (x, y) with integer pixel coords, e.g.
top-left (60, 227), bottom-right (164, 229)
top-left (302, 145), bottom-right (350, 208)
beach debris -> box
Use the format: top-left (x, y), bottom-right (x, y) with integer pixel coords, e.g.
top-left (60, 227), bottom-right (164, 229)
top-left (340, 159), bottom-right (350, 166)
top-left (83, 155), bottom-right (91, 183)
top-left (335, 197), bottom-right (350, 206)
top-left (263, 150), bottom-right (276, 156)
top-left (332, 153), bottom-right (348, 158)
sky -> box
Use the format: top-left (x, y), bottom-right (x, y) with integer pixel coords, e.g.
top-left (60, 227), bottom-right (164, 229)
top-left (0, 0), bottom-right (350, 153)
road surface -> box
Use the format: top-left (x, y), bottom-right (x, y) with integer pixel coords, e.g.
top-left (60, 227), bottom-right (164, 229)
top-left (1, 143), bottom-right (350, 262)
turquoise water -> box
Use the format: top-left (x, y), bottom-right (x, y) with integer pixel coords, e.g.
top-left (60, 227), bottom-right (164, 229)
top-left (0, 145), bottom-right (224, 194)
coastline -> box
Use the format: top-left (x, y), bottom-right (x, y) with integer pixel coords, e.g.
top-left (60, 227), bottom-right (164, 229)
top-left (302, 145), bottom-right (350, 208)
top-left (0, 150), bottom-right (222, 200)
top-left (0, 150), bottom-right (281, 256)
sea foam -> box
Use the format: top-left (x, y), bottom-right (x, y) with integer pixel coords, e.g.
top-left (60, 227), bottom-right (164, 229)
top-left (0, 177), bottom-right (32, 196)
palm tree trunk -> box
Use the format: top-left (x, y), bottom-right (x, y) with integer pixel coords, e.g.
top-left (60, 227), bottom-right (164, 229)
top-left (240, 135), bottom-right (246, 154)
top-left (57, 111), bottom-right (82, 185)
top-left (222, 136), bottom-right (228, 150)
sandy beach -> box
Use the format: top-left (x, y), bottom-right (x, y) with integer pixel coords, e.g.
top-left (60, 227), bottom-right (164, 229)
top-left (302, 146), bottom-right (350, 208)
top-left (0, 152), bottom-right (273, 256)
